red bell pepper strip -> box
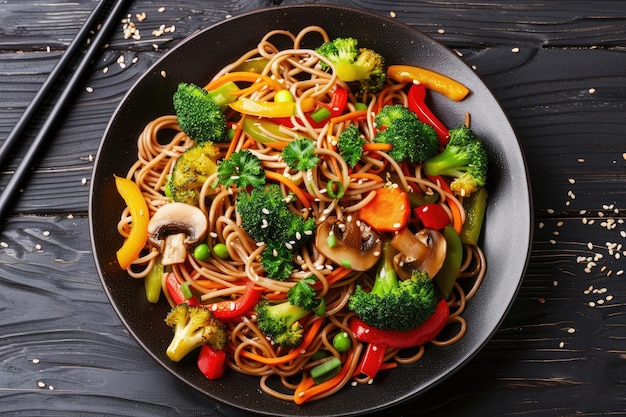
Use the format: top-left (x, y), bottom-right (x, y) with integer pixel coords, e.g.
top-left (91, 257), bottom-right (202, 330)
top-left (165, 272), bottom-right (199, 306)
top-left (197, 345), bottom-right (227, 380)
top-left (207, 279), bottom-right (263, 320)
top-left (274, 86), bottom-right (348, 129)
top-left (356, 343), bottom-right (387, 379)
top-left (407, 83), bottom-right (450, 146)
top-left (414, 203), bottom-right (450, 230)
top-left (349, 299), bottom-right (449, 349)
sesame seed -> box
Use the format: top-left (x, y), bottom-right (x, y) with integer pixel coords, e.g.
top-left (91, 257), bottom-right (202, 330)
top-left (567, 328), bottom-right (575, 334)
top-left (37, 381), bottom-right (46, 388)
top-left (511, 47), bottom-right (520, 53)
top-left (85, 86), bottom-right (93, 93)
top-left (389, 11), bottom-right (397, 18)
top-left (158, 6), bottom-right (165, 12)
top-left (32, 359), bottom-right (40, 364)
top-left (588, 87), bottom-right (596, 94)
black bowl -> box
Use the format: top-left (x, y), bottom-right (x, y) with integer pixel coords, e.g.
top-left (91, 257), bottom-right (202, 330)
top-left (90, 4), bottom-right (532, 416)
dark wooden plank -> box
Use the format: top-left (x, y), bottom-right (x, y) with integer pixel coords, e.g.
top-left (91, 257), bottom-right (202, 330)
top-left (2, 46), bottom-right (625, 215)
top-left (1, 211), bottom-right (626, 416)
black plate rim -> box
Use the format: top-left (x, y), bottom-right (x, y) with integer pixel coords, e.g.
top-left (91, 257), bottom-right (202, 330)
top-left (89, 4), bottom-right (533, 416)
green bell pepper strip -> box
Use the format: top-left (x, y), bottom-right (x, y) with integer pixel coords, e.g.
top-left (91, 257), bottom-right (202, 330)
top-left (433, 226), bottom-right (463, 300)
top-left (144, 257), bottom-right (163, 303)
top-left (460, 186), bottom-right (488, 245)
top-left (241, 116), bottom-right (292, 146)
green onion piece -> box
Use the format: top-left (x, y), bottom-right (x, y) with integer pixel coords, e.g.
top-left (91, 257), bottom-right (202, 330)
top-left (226, 126), bottom-right (237, 141)
top-left (310, 350), bottom-right (331, 361)
top-left (180, 282), bottom-right (193, 300)
top-left (310, 357), bottom-right (342, 384)
top-left (355, 102), bottom-right (368, 111)
top-left (326, 233), bottom-right (338, 249)
top-left (312, 298), bottom-right (326, 316)
top-left (326, 180), bottom-right (345, 199)
top-left (341, 259), bottom-right (352, 269)
top-left (310, 107), bottom-right (331, 123)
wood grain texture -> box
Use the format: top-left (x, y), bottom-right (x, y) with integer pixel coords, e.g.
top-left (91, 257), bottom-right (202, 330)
top-left (1, 0), bottom-right (626, 416)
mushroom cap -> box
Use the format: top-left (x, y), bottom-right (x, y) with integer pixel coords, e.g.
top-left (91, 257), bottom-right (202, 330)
top-left (391, 227), bottom-right (447, 279)
top-left (147, 202), bottom-right (208, 250)
top-left (315, 215), bottom-right (382, 271)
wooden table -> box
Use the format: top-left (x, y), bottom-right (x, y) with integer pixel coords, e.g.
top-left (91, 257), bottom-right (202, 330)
top-left (2, 1), bottom-right (625, 416)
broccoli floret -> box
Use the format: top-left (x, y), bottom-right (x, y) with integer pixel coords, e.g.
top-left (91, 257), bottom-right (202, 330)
top-left (236, 184), bottom-right (315, 280)
top-left (173, 82), bottom-right (237, 143)
top-left (337, 124), bottom-right (366, 168)
top-left (164, 303), bottom-right (227, 362)
top-left (373, 104), bottom-right (438, 163)
top-left (167, 141), bottom-right (219, 205)
top-left (316, 37), bottom-right (387, 94)
top-left (423, 125), bottom-right (488, 197)
top-left (255, 299), bottom-right (310, 348)
top-left (348, 240), bottom-right (438, 331)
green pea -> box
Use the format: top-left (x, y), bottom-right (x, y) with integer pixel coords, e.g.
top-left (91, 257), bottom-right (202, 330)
top-left (332, 331), bottom-right (352, 352)
top-left (274, 89), bottom-right (294, 103)
top-left (193, 243), bottom-right (210, 261)
top-left (213, 242), bottom-right (229, 259)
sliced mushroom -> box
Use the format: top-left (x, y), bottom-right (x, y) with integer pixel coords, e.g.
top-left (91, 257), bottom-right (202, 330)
top-left (148, 202), bottom-right (208, 265)
top-left (315, 215), bottom-right (382, 271)
top-left (390, 227), bottom-right (446, 279)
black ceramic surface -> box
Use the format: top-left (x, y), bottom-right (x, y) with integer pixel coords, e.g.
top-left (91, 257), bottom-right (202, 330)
top-left (90, 5), bottom-right (532, 416)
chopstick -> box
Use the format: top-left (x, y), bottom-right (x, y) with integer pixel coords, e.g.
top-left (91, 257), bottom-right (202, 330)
top-left (0, 0), bottom-right (129, 220)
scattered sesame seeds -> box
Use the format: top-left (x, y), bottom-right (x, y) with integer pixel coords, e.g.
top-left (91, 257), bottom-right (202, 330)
top-left (0, 241), bottom-right (8, 248)
top-left (158, 7), bottom-right (166, 13)
top-left (37, 381), bottom-right (46, 388)
top-left (32, 358), bottom-right (40, 364)
top-left (437, 28), bottom-right (445, 34)
top-left (42, 231), bottom-right (50, 237)
top-left (81, 178), bottom-right (87, 185)
top-left (85, 86), bottom-right (94, 93)
top-left (160, 70), bottom-right (167, 78)
top-left (588, 88), bottom-right (596, 94)
top-left (511, 47), bottom-right (520, 53)
top-left (389, 11), bottom-right (397, 18)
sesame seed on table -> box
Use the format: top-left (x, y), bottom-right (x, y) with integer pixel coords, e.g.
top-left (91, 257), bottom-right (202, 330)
top-left (1, 1), bottom-right (626, 416)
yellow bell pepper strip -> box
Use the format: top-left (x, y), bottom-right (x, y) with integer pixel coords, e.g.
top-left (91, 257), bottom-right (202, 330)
top-left (114, 175), bottom-right (150, 270)
top-left (387, 65), bottom-right (470, 101)
top-left (229, 96), bottom-right (316, 118)
top-left (433, 226), bottom-right (463, 299)
top-left (204, 71), bottom-right (283, 93)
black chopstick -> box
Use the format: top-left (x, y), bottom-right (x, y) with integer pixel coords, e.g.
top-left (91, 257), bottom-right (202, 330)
top-left (0, 0), bottom-right (129, 220)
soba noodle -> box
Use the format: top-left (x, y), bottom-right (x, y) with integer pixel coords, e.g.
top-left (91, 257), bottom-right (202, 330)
top-left (117, 25), bottom-right (486, 404)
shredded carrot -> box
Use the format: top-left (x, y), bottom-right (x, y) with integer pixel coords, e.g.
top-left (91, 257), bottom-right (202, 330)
top-left (241, 137), bottom-right (256, 149)
top-left (265, 170), bottom-right (313, 209)
top-left (448, 198), bottom-right (464, 235)
top-left (239, 318), bottom-right (323, 366)
top-left (362, 142), bottom-right (392, 152)
top-left (205, 72), bottom-right (283, 92)
top-left (348, 172), bottom-right (384, 183)
top-left (225, 116), bottom-right (245, 159)
top-left (329, 109), bottom-right (368, 125)
top-left (293, 354), bottom-right (353, 405)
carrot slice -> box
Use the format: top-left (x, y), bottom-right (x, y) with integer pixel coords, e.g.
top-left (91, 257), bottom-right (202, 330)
top-left (359, 186), bottom-right (410, 232)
